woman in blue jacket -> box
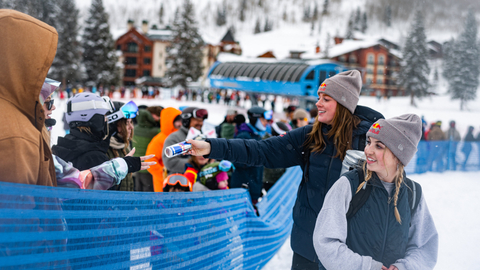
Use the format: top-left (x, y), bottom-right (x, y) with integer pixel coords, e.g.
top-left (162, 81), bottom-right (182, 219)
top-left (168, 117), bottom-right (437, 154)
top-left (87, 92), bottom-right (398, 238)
top-left (187, 70), bottom-right (383, 269)
top-left (313, 114), bottom-right (438, 270)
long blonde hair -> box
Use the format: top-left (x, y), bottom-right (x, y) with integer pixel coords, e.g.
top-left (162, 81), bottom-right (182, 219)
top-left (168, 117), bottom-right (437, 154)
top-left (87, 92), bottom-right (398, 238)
top-left (303, 102), bottom-right (361, 160)
top-left (356, 153), bottom-right (405, 224)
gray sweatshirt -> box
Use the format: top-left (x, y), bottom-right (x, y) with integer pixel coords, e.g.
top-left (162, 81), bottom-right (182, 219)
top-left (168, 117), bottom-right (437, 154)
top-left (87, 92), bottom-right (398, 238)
top-left (313, 176), bottom-right (438, 270)
top-left (162, 126), bottom-right (190, 174)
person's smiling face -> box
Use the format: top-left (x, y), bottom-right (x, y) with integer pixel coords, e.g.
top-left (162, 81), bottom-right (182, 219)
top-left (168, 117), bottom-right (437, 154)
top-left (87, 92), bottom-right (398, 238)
top-left (315, 93), bottom-right (337, 125)
top-left (364, 137), bottom-right (398, 183)
top-left (42, 96), bottom-right (55, 119)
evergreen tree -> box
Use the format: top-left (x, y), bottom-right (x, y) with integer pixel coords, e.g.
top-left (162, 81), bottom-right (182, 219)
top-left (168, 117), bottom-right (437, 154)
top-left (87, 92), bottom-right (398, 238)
top-left (361, 12), bottom-right (368, 33)
top-left (282, 9), bottom-right (288, 21)
top-left (258, 0), bottom-right (263, 8)
top-left (447, 11), bottom-right (479, 110)
top-left (312, 3), bottom-right (318, 22)
top-left (216, 4), bottom-right (226, 26)
top-left (322, 0), bottom-right (329, 15)
top-left (82, 0), bottom-right (119, 87)
top-left (354, 8), bottom-right (361, 31)
top-left (159, 3), bottom-right (164, 25)
top-left (264, 17), bottom-right (272, 32)
top-left (254, 18), bottom-right (261, 34)
top-left (49, 0), bottom-right (81, 85)
top-left (384, 5), bottom-right (392, 27)
top-left (239, 0), bottom-right (247, 22)
top-left (345, 13), bottom-right (354, 39)
top-left (303, 5), bottom-right (311, 22)
top-left (398, 10), bottom-right (430, 106)
top-left (324, 32), bottom-right (331, 58)
top-left (442, 38), bottom-right (455, 81)
top-left (166, 0), bottom-right (205, 89)
top-left (2, 0), bottom-right (58, 27)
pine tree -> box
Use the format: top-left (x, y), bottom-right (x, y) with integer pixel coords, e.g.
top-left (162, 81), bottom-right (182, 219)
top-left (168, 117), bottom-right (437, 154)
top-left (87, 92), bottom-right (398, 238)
top-left (159, 3), bottom-right (164, 25)
top-left (254, 18), bottom-right (261, 34)
top-left (354, 8), bottom-right (361, 31)
top-left (49, 0), bottom-right (81, 86)
top-left (447, 11), bottom-right (479, 110)
top-left (361, 12), bottom-right (368, 33)
top-left (324, 32), bottom-right (331, 58)
top-left (239, 0), bottom-right (247, 22)
top-left (216, 4), bottom-right (226, 26)
top-left (345, 13), bottom-right (354, 39)
top-left (82, 0), bottom-right (119, 87)
top-left (2, 0), bottom-right (58, 27)
top-left (322, 0), bottom-right (329, 15)
top-left (398, 10), bottom-right (430, 106)
top-left (442, 38), bottom-right (455, 81)
top-left (264, 17), bottom-right (272, 32)
top-left (384, 5), bottom-right (392, 27)
top-left (303, 5), bottom-right (311, 22)
top-left (282, 9), bottom-right (288, 21)
top-left (312, 3), bottom-right (318, 22)
top-left (166, 0), bottom-right (205, 89)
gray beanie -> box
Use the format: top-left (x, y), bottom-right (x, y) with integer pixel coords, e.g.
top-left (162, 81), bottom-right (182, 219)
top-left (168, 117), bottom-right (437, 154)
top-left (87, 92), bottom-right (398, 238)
top-left (366, 114), bottom-right (422, 166)
top-left (318, 70), bottom-right (362, 113)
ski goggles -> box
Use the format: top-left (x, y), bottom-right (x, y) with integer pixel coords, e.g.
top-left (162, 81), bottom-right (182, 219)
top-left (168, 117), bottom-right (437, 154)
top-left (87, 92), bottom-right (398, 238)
top-left (181, 108), bottom-right (208, 120)
top-left (107, 101), bottom-right (138, 124)
top-left (40, 78), bottom-right (61, 104)
top-left (264, 110), bottom-right (273, 121)
top-left (163, 174), bottom-right (192, 191)
top-left (219, 160), bottom-right (235, 172)
top-left (44, 99), bottom-right (54, 110)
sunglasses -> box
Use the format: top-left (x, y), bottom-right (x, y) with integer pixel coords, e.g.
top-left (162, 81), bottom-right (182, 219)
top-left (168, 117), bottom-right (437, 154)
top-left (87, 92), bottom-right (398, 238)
top-left (107, 101), bottom-right (138, 124)
top-left (181, 108), bottom-right (208, 120)
top-left (163, 174), bottom-right (192, 191)
top-left (219, 160), bottom-right (235, 172)
top-left (44, 99), bottom-right (54, 110)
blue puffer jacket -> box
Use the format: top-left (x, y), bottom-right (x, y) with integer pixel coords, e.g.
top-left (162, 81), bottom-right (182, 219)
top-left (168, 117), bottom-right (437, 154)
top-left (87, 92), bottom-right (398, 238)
top-left (207, 105), bottom-right (383, 262)
top-left (343, 170), bottom-right (410, 267)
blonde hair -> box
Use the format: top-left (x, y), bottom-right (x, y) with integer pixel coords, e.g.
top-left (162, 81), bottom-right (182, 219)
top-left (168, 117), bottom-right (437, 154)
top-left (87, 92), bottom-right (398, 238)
top-left (356, 151), bottom-right (405, 224)
top-left (303, 101), bottom-right (361, 160)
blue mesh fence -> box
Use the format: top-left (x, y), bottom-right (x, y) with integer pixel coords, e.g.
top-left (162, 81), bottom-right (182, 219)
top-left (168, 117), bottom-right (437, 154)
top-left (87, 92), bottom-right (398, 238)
top-left (0, 166), bottom-right (303, 269)
top-left (1, 141), bottom-right (479, 269)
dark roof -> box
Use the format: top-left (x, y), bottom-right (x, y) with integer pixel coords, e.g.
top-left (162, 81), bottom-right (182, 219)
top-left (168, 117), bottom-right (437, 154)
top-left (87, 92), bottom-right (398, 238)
top-left (221, 30), bottom-right (236, 43)
top-left (378, 38), bottom-right (400, 50)
top-left (210, 62), bottom-right (309, 82)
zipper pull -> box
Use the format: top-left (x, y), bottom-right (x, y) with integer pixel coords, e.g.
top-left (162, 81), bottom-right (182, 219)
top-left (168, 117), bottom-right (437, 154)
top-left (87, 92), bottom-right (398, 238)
top-left (388, 196), bottom-right (392, 204)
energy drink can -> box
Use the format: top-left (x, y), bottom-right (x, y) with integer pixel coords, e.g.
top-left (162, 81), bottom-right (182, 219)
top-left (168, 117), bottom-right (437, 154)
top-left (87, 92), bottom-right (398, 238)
top-left (165, 141), bottom-right (192, 158)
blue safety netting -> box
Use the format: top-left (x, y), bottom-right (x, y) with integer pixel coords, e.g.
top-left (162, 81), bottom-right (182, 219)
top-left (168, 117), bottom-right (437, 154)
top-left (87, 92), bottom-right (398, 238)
top-left (405, 141), bottom-right (480, 174)
top-left (0, 166), bottom-right (303, 270)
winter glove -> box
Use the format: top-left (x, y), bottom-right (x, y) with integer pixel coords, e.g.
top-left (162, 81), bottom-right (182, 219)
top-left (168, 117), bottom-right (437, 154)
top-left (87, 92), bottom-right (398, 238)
top-left (123, 156), bottom-right (141, 173)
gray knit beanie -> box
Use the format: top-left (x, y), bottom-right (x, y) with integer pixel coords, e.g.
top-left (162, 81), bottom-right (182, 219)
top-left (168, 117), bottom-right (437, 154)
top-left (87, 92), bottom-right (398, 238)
top-left (366, 114), bottom-right (422, 166)
top-left (318, 70), bottom-right (362, 113)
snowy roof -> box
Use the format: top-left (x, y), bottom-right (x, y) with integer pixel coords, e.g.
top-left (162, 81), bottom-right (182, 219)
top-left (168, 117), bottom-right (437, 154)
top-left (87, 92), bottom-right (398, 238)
top-left (328, 39), bottom-right (381, 58)
top-left (221, 30), bottom-right (236, 43)
top-left (147, 29), bottom-right (173, 41)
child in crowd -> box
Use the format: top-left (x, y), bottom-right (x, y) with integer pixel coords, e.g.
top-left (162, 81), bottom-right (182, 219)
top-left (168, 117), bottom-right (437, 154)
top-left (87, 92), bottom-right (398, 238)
top-left (184, 155), bottom-right (211, 186)
top-left (163, 173), bottom-right (192, 192)
top-left (193, 160), bottom-right (235, 191)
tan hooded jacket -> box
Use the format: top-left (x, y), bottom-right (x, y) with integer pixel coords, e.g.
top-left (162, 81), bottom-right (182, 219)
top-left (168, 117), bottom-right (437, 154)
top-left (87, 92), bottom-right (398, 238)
top-left (0, 10), bottom-right (58, 186)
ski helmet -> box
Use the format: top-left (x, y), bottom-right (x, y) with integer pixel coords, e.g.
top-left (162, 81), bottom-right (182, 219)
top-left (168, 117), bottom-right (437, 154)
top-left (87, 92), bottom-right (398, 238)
top-left (180, 107), bottom-right (208, 128)
top-left (66, 93), bottom-right (113, 137)
top-left (247, 106), bottom-right (267, 125)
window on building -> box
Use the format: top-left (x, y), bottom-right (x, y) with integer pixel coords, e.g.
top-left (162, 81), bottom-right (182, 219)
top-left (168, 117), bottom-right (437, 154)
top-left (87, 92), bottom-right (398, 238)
top-left (144, 58), bottom-right (151, 64)
top-left (367, 68), bottom-right (374, 74)
top-left (126, 42), bottom-right (138, 53)
top-left (125, 57), bottom-right (137, 65)
top-left (305, 70), bottom-right (314, 80)
top-left (143, 70), bottom-right (151, 77)
top-left (319, 71), bottom-right (327, 85)
top-left (366, 78), bottom-right (373, 84)
top-left (145, 46), bottom-right (152, 52)
top-left (339, 56), bottom-right (346, 62)
top-left (159, 52), bottom-right (163, 58)
top-left (378, 55), bottom-right (385, 65)
top-left (377, 68), bottom-right (384, 75)
top-left (349, 55), bottom-right (357, 63)
top-left (367, 54), bottom-right (374, 64)
top-left (116, 44), bottom-right (121, 51)
top-left (376, 78), bottom-right (383, 84)
top-left (125, 69), bottom-right (136, 77)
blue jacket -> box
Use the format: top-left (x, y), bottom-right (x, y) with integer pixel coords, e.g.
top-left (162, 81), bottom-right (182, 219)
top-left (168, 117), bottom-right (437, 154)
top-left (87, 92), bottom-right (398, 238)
top-left (343, 170), bottom-right (410, 267)
top-left (207, 105), bottom-right (383, 262)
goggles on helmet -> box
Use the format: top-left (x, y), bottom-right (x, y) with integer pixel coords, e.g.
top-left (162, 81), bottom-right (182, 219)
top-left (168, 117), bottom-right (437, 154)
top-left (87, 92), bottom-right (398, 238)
top-left (181, 108), bottom-right (208, 120)
top-left (219, 160), bottom-right (235, 172)
top-left (107, 101), bottom-right (138, 124)
top-left (264, 110), bottom-right (273, 121)
top-left (163, 174), bottom-right (192, 191)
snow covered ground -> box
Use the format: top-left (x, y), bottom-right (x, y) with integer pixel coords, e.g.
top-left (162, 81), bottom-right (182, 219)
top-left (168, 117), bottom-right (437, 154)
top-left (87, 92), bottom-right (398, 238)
top-left (50, 91), bottom-right (480, 269)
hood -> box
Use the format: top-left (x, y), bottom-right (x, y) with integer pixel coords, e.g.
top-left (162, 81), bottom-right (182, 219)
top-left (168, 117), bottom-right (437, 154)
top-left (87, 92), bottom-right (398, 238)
top-left (160, 107), bottom-right (181, 136)
top-left (0, 10), bottom-right (58, 131)
top-left (52, 133), bottom-right (110, 162)
top-left (136, 109), bottom-right (157, 128)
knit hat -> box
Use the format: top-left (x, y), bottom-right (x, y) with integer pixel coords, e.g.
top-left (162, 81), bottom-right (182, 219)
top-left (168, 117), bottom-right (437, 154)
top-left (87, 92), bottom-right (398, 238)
top-left (216, 171), bottom-right (228, 182)
top-left (293, 108), bottom-right (309, 120)
top-left (226, 108), bottom-right (237, 115)
top-left (318, 70), bottom-right (362, 113)
top-left (366, 114), bottom-right (422, 166)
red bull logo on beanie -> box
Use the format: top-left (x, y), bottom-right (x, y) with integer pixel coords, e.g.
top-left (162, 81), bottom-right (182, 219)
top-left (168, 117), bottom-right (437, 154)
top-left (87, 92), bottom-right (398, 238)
top-left (319, 83), bottom-right (327, 92)
top-left (369, 123), bottom-right (382, 134)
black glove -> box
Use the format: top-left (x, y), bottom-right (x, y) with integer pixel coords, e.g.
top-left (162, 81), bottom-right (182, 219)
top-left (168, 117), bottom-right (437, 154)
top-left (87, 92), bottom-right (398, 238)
top-left (123, 156), bottom-right (141, 173)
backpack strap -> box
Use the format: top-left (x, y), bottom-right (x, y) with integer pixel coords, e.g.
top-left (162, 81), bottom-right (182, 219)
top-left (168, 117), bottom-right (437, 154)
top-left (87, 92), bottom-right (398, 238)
top-left (345, 168), bottom-right (372, 219)
top-left (404, 177), bottom-right (422, 215)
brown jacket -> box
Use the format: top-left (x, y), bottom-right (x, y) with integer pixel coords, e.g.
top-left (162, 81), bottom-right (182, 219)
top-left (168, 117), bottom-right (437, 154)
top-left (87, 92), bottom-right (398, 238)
top-left (428, 125), bottom-right (446, 141)
top-left (0, 10), bottom-right (58, 186)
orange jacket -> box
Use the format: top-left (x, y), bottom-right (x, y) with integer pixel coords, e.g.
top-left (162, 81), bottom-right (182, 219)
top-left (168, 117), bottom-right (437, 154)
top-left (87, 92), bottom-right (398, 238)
top-left (146, 107), bottom-right (181, 192)
top-left (0, 10), bottom-right (57, 186)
